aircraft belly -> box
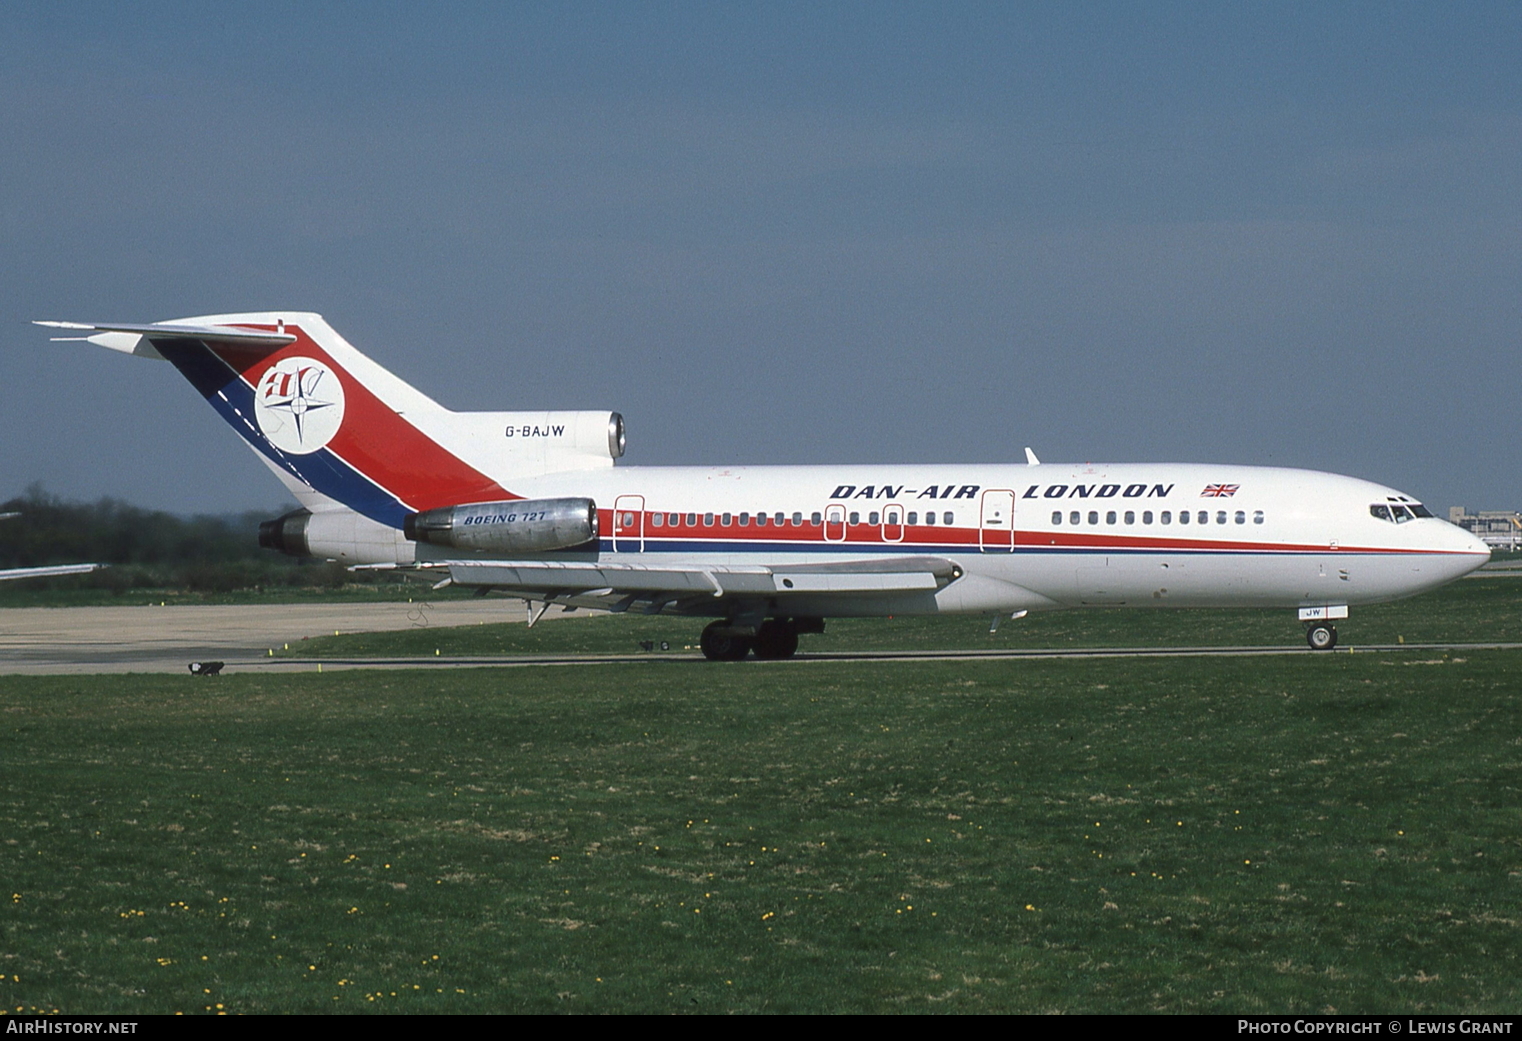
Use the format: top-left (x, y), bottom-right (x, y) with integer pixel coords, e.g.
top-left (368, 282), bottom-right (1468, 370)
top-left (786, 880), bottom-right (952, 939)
top-left (1005, 552), bottom-right (1378, 609)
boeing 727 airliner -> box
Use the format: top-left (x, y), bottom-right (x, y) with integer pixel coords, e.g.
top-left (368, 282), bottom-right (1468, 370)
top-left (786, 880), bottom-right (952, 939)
top-left (40, 312), bottom-right (1491, 658)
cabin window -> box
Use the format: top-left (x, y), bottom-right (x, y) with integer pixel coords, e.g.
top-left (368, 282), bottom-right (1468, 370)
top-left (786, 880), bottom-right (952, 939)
top-left (810, 512), bottom-right (822, 525)
top-left (793, 512), bottom-right (803, 526)
top-left (756, 513), bottom-right (767, 526)
top-left (1088, 511), bottom-right (1099, 525)
top-left (703, 513), bottom-right (714, 526)
top-left (869, 511), bottom-right (880, 525)
top-left (652, 513), bottom-right (664, 527)
top-left (1124, 510), bottom-right (1135, 525)
top-left (1198, 511), bottom-right (1208, 525)
top-left (775, 512), bottom-right (785, 524)
top-left (1161, 511), bottom-right (1171, 525)
top-left (1254, 510), bottom-right (1264, 524)
top-left (1070, 511), bottom-right (1080, 525)
top-left (722, 513), bottom-right (732, 526)
top-left (1052, 511), bottom-right (1062, 524)
top-left (925, 512), bottom-right (936, 526)
top-left (1178, 510), bottom-right (1189, 525)
top-left (1143, 511), bottom-right (1153, 524)
top-left (1216, 511), bottom-right (1227, 525)
top-left (943, 512), bottom-right (954, 525)
top-left (849, 512), bottom-right (860, 524)
top-left (1106, 511), bottom-right (1117, 525)
top-left (1235, 511), bottom-right (1246, 524)
top-left (686, 513), bottom-right (697, 526)
top-left (738, 512), bottom-right (750, 526)
top-left (908, 512), bottom-right (919, 525)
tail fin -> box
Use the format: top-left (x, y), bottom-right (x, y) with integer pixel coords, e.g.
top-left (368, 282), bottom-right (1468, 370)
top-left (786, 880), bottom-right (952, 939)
top-left (40, 312), bottom-right (623, 527)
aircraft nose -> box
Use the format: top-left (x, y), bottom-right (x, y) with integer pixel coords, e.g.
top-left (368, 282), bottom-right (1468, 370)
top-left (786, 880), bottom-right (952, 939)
top-left (1447, 524), bottom-right (1492, 578)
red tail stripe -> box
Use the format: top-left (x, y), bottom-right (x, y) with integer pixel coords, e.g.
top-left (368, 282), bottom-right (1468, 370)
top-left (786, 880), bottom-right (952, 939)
top-left (214, 326), bottom-right (512, 511)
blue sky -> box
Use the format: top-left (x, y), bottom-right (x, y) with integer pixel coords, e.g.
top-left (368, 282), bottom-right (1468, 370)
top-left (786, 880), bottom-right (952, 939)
top-left (3, 2), bottom-right (1519, 513)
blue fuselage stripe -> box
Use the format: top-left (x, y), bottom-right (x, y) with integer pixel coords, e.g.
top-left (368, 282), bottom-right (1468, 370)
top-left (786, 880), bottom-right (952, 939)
top-left (599, 538), bottom-right (1365, 557)
top-left (153, 339), bottom-right (411, 527)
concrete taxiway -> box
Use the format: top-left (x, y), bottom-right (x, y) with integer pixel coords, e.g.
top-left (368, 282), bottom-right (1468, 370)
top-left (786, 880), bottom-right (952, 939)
top-left (4, 601), bottom-right (1518, 675)
top-left (0, 600), bottom-right (560, 675)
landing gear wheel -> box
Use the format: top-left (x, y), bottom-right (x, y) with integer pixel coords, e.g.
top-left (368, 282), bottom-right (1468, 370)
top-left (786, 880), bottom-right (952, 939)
top-left (1306, 624), bottom-right (1338, 651)
top-left (753, 619), bottom-right (800, 660)
top-left (701, 621), bottom-right (752, 661)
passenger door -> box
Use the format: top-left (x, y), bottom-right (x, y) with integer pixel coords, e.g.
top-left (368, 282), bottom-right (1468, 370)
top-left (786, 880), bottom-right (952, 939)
top-left (979, 489), bottom-right (1016, 552)
top-left (613, 495), bottom-right (645, 553)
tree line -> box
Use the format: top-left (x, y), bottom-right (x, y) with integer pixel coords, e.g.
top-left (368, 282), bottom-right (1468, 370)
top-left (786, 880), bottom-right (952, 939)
top-left (0, 486), bottom-right (352, 593)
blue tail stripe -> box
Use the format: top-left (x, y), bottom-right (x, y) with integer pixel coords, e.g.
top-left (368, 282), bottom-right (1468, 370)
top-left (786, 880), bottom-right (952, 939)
top-left (153, 339), bottom-right (411, 528)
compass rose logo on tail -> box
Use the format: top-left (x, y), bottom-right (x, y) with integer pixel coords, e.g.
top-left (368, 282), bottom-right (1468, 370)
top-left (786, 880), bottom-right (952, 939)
top-left (254, 357), bottom-right (345, 454)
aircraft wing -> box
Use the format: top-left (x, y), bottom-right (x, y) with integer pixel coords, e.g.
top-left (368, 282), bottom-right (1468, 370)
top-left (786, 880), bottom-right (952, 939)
top-left (0, 563), bottom-right (104, 582)
top-left (365, 556), bottom-right (962, 611)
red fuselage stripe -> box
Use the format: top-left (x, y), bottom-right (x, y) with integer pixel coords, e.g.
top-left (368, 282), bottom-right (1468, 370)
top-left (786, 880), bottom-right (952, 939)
top-left (600, 510), bottom-right (1466, 555)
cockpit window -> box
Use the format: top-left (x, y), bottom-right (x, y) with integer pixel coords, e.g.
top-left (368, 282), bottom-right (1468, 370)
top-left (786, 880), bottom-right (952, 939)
top-left (1371, 502), bottom-right (1431, 523)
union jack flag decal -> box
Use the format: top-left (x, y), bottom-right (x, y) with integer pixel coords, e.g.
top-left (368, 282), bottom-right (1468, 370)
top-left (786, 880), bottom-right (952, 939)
top-left (1200, 484), bottom-right (1240, 498)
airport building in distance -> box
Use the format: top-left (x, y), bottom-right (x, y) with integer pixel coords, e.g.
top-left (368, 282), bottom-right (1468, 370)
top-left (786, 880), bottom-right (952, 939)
top-left (1449, 507), bottom-right (1522, 552)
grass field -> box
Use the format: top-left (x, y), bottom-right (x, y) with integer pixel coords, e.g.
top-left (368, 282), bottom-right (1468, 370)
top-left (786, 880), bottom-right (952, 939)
top-left (3, 642), bottom-right (1520, 1012)
top-left (283, 574), bottom-right (1522, 659)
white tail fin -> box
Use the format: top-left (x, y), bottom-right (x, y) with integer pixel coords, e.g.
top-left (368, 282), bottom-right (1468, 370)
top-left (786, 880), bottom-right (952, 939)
top-left (44, 312), bottom-right (623, 528)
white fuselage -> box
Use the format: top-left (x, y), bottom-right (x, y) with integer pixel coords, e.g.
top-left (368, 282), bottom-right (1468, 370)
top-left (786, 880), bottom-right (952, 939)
top-left (414, 461), bottom-right (1489, 617)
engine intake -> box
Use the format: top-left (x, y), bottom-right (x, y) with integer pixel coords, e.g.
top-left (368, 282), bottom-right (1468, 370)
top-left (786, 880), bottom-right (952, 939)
top-left (405, 497), bottom-right (599, 554)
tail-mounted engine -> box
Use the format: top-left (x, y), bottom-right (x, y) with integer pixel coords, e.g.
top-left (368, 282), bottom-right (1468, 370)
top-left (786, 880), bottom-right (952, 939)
top-left (258, 508), bottom-right (415, 564)
top-left (258, 510), bottom-right (312, 557)
top-left (404, 497), bottom-right (599, 554)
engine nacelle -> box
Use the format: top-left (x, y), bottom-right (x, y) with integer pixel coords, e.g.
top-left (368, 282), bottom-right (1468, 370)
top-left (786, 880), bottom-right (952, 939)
top-left (259, 508), bottom-right (416, 564)
top-left (465, 411), bottom-right (625, 475)
top-left (404, 497), bottom-right (599, 554)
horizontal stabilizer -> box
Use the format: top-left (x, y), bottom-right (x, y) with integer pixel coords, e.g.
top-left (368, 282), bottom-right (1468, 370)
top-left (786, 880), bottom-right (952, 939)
top-left (35, 320), bottom-right (296, 359)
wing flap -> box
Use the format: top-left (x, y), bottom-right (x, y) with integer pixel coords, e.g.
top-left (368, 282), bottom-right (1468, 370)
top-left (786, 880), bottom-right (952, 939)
top-left (0, 563), bottom-right (104, 582)
top-left (771, 572), bottom-right (939, 593)
top-left (413, 555), bottom-right (961, 599)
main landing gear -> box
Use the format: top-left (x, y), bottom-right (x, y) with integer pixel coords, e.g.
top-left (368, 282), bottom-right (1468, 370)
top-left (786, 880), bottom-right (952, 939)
top-left (699, 618), bottom-right (817, 661)
top-left (700, 621), bottom-right (752, 661)
top-left (753, 619), bottom-right (800, 660)
top-left (1305, 623), bottom-right (1338, 651)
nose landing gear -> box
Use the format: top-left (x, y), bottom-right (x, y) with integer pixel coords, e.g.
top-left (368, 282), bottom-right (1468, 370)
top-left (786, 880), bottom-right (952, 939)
top-left (1299, 605), bottom-right (1346, 652)
top-left (1306, 623), bottom-right (1338, 651)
